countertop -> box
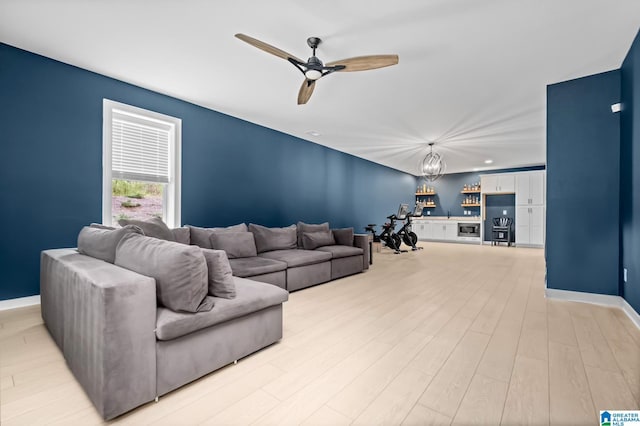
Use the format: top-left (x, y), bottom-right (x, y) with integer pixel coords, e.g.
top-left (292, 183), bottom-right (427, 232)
top-left (414, 216), bottom-right (482, 221)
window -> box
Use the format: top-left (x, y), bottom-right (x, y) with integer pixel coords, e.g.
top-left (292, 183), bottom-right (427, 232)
top-left (103, 100), bottom-right (181, 227)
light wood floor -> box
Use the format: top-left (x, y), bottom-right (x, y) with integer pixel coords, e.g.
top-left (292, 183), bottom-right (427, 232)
top-left (1, 242), bottom-right (639, 425)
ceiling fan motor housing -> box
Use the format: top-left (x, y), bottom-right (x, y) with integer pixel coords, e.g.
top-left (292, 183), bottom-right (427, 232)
top-left (306, 56), bottom-right (323, 69)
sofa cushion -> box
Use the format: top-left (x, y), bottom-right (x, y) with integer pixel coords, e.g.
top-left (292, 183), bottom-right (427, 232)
top-left (210, 232), bottom-right (257, 259)
top-left (171, 227), bottom-right (190, 245)
top-left (89, 223), bottom-right (116, 230)
top-left (296, 222), bottom-right (329, 248)
top-left (77, 225), bottom-right (143, 263)
top-left (115, 233), bottom-right (214, 313)
top-left (201, 249), bottom-right (236, 299)
top-left (155, 277), bottom-right (289, 341)
top-left (118, 217), bottom-right (175, 242)
top-left (302, 231), bottom-right (335, 250)
top-left (187, 223), bottom-right (248, 248)
top-left (332, 227), bottom-right (355, 247)
top-left (259, 249), bottom-right (331, 268)
top-left (227, 257), bottom-right (287, 278)
top-left (249, 224), bottom-right (297, 253)
top-left (316, 245), bottom-right (364, 259)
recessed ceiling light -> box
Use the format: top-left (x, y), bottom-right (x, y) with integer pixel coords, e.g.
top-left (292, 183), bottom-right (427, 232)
top-left (305, 130), bottom-right (321, 137)
top-left (484, 159), bottom-right (493, 164)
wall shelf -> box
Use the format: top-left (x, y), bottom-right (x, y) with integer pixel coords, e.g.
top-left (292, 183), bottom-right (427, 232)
top-left (423, 205), bottom-right (436, 208)
top-left (416, 192), bottom-right (436, 196)
top-left (461, 203), bottom-right (481, 207)
top-left (461, 190), bottom-right (481, 194)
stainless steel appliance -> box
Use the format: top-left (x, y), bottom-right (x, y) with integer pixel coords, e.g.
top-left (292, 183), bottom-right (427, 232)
top-left (458, 222), bottom-right (480, 237)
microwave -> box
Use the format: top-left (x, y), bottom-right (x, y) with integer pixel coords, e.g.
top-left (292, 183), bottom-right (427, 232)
top-left (458, 223), bottom-right (480, 237)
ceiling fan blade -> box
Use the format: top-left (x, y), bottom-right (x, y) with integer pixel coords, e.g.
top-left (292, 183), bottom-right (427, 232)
top-left (297, 79), bottom-right (316, 105)
top-left (235, 33), bottom-right (304, 64)
top-left (325, 54), bottom-right (399, 72)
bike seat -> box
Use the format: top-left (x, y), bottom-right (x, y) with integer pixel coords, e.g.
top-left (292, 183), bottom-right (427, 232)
top-left (366, 224), bottom-right (377, 227)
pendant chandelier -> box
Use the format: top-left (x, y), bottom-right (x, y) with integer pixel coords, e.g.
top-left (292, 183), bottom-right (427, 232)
top-left (421, 142), bottom-right (446, 181)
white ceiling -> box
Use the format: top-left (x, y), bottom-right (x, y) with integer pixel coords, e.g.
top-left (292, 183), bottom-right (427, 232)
top-left (1, 1), bottom-right (639, 175)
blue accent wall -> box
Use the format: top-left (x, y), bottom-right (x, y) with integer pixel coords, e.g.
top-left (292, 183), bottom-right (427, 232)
top-left (621, 30), bottom-right (640, 313)
top-left (546, 70), bottom-right (621, 296)
top-left (0, 43), bottom-right (415, 300)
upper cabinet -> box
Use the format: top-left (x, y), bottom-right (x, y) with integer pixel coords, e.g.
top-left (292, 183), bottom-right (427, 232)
top-left (481, 174), bottom-right (515, 194)
top-left (516, 171), bottom-right (545, 205)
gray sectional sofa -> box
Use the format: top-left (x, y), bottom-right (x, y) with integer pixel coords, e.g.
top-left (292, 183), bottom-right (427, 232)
top-left (187, 221), bottom-right (370, 291)
top-left (40, 219), bottom-right (369, 420)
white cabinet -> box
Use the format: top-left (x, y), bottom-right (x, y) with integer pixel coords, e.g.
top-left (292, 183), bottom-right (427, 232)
top-left (415, 220), bottom-right (479, 243)
top-left (516, 171), bottom-right (544, 206)
top-left (481, 174), bottom-right (515, 194)
top-left (413, 221), bottom-right (429, 240)
top-left (514, 171), bottom-right (545, 247)
top-left (430, 222), bottom-right (457, 240)
top-left (516, 206), bottom-right (544, 246)
top-left (431, 223), bottom-right (445, 240)
top-left (445, 223), bottom-right (458, 240)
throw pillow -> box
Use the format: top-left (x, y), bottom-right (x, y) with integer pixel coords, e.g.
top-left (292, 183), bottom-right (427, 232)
top-left (187, 223), bottom-right (248, 248)
top-left (171, 227), bottom-right (191, 245)
top-left (118, 216), bottom-right (175, 242)
top-left (332, 227), bottom-right (355, 246)
top-left (249, 223), bottom-right (297, 253)
top-left (114, 233), bottom-right (214, 313)
top-left (77, 225), bottom-right (143, 263)
top-left (201, 249), bottom-right (236, 299)
top-left (296, 222), bottom-right (330, 248)
top-left (302, 231), bottom-right (336, 250)
top-left (209, 232), bottom-right (257, 259)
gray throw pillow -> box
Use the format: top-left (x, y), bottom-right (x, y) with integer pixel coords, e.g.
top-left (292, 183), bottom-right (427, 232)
top-left (210, 232), bottom-right (257, 259)
top-left (332, 227), bottom-right (355, 246)
top-left (297, 222), bottom-right (330, 248)
top-left (201, 249), bottom-right (236, 299)
top-left (302, 231), bottom-right (336, 250)
top-left (171, 227), bottom-right (191, 245)
top-left (249, 223), bottom-right (297, 253)
top-left (77, 225), bottom-right (143, 263)
top-left (118, 217), bottom-right (175, 242)
top-left (115, 233), bottom-right (214, 313)
top-left (187, 223), bottom-right (248, 248)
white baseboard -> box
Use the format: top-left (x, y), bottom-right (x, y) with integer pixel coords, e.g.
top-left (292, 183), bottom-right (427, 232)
top-left (0, 295), bottom-right (41, 312)
top-left (545, 288), bottom-right (640, 330)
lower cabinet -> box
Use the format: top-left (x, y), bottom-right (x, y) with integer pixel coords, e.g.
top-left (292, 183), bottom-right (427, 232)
top-left (516, 206), bottom-right (544, 246)
top-left (413, 220), bottom-right (479, 243)
top-left (414, 222), bottom-right (429, 240)
top-left (431, 223), bottom-right (445, 240)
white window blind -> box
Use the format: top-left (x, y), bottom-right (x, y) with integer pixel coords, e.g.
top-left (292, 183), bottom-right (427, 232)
top-left (111, 112), bottom-right (171, 183)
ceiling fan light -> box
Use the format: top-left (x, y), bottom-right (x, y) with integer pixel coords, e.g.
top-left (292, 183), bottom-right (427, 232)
top-left (305, 69), bottom-right (322, 80)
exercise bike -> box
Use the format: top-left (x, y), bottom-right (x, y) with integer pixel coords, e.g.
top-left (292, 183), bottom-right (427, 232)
top-left (364, 204), bottom-right (409, 254)
top-left (396, 204), bottom-right (424, 251)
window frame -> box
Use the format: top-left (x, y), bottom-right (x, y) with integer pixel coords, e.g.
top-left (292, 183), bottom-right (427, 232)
top-left (102, 99), bottom-right (182, 228)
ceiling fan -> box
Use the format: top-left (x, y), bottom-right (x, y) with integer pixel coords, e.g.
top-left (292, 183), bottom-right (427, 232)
top-left (235, 33), bottom-right (399, 105)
